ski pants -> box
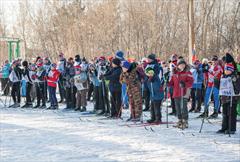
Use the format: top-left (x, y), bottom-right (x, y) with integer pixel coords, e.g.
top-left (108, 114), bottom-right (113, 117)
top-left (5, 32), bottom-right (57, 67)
top-left (36, 82), bottom-right (46, 106)
top-left (11, 82), bottom-right (21, 103)
top-left (204, 86), bottom-right (220, 112)
top-left (110, 90), bottom-right (122, 117)
top-left (48, 86), bottom-right (58, 106)
top-left (221, 102), bottom-right (237, 131)
top-left (174, 97), bottom-right (188, 120)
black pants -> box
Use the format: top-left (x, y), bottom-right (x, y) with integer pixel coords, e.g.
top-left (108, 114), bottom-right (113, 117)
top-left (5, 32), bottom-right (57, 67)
top-left (191, 88), bottom-right (202, 111)
top-left (221, 102), bottom-right (237, 131)
top-left (94, 86), bottom-right (100, 111)
top-left (11, 82), bottom-right (21, 103)
top-left (65, 86), bottom-right (75, 108)
top-left (26, 82), bottom-right (32, 104)
top-left (1, 78), bottom-right (10, 95)
top-left (150, 100), bottom-right (162, 121)
top-left (174, 97), bottom-right (188, 120)
top-left (110, 91), bottom-right (122, 117)
top-left (58, 78), bottom-right (65, 101)
top-left (88, 82), bottom-right (94, 101)
top-left (99, 83), bottom-right (110, 113)
top-left (143, 90), bottom-right (150, 110)
top-left (44, 81), bottom-right (48, 101)
top-left (36, 83), bottom-right (45, 106)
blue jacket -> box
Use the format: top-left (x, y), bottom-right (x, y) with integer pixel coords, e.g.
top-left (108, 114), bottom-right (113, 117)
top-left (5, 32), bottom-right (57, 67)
top-left (89, 70), bottom-right (100, 87)
top-left (146, 61), bottom-right (164, 101)
top-left (191, 64), bottom-right (204, 89)
top-left (1, 63), bottom-right (11, 78)
top-left (104, 66), bottom-right (122, 92)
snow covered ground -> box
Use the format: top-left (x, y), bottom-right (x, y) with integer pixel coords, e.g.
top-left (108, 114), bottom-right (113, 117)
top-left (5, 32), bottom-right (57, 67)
top-left (0, 97), bottom-right (239, 162)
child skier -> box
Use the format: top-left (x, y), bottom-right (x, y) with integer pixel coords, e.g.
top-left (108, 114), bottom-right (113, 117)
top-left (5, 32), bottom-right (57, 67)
top-left (168, 59), bottom-right (194, 129)
top-left (217, 53), bottom-right (240, 134)
top-left (74, 64), bottom-right (88, 112)
top-left (120, 61), bottom-right (142, 121)
top-left (145, 54), bottom-right (164, 123)
top-left (47, 63), bottom-right (60, 109)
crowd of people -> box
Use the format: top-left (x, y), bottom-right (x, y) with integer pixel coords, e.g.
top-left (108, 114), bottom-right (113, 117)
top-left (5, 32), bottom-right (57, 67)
top-left (0, 51), bottom-right (240, 134)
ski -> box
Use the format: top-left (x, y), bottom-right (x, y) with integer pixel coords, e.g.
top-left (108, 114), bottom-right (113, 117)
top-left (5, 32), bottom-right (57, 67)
top-left (119, 121), bottom-right (175, 127)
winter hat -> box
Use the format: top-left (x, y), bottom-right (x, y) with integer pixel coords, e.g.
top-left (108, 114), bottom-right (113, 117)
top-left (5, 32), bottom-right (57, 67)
top-left (37, 58), bottom-right (43, 67)
top-left (115, 51), bottom-right (124, 61)
top-left (145, 66), bottom-right (155, 76)
top-left (112, 58), bottom-right (121, 66)
top-left (82, 57), bottom-right (86, 62)
top-left (224, 63), bottom-right (235, 72)
top-left (22, 60), bottom-right (28, 67)
top-left (225, 53), bottom-right (234, 63)
top-left (75, 54), bottom-right (80, 61)
top-left (156, 58), bottom-right (161, 63)
top-left (122, 61), bottom-right (131, 70)
top-left (68, 57), bottom-right (74, 62)
top-left (147, 54), bottom-right (156, 61)
top-left (98, 56), bottom-right (106, 62)
top-left (43, 57), bottom-right (49, 61)
top-left (193, 60), bottom-right (201, 65)
top-left (141, 57), bottom-right (147, 63)
top-left (177, 59), bottom-right (186, 66)
top-left (171, 54), bottom-right (178, 62)
top-left (59, 52), bottom-right (64, 57)
top-left (35, 56), bottom-right (41, 63)
top-left (51, 63), bottom-right (57, 69)
top-left (12, 60), bottom-right (18, 65)
top-left (211, 55), bottom-right (218, 61)
top-left (30, 64), bottom-right (36, 71)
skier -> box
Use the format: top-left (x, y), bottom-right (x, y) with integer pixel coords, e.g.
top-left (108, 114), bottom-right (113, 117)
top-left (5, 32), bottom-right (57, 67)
top-left (34, 58), bottom-right (47, 108)
top-left (189, 60), bottom-right (204, 113)
top-left (21, 61), bottom-right (33, 108)
top-left (57, 52), bottom-right (67, 103)
top-left (168, 54), bottom-right (178, 115)
top-left (88, 63), bottom-right (100, 113)
top-left (1, 60), bottom-right (11, 96)
top-left (74, 63), bottom-right (88, 112)
top-left (9, 60), bottom-right (22, 108)
top-left (199, 55), bottom-right (223, 118)
top-left (47, 63), bottom-right (60, 109)
top-left (120, 61), bottom-right (142, 121)
top-left (103, 58), bottom-right (122, 118)
top-left (43, 57), bottom-right (51, 101)
top-left (64, 58), bottom-right (76, 110)
top-left (145, 54), bottom-right (164, 123)
top-left (217, 53), bottom-right (240, 134)
top-left (168, 58), bottom-right (194, 129)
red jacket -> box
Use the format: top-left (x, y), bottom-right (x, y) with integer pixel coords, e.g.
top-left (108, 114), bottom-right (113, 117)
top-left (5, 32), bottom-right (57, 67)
top-left (207, 64), bottom-right (223, 87)
top-left (168, 68), bottom-right (194, 98)
top-left (47, 69), bottom-right (60, 87)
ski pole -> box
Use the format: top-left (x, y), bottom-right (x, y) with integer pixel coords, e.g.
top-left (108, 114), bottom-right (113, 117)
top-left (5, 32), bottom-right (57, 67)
top-left (228, 83), bottom-right (233, 137)
top-left (181, 87), bottom-right (184, 130)
top-left (166, 86), bottom-right (169, 128)
top-left (199, 86), bottom-right (214, 133)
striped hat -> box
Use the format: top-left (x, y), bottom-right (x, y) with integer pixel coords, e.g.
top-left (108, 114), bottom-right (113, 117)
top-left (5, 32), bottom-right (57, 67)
top-left (224, 63), bottom-right (235, 72)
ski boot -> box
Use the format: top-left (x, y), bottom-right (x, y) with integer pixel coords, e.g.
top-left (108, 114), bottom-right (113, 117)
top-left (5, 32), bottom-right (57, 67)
top-left (173, 120), bottom-right (182, 128)
top-left (208, 111), bottom-right (218, 119)
top-left (80, 106), bottom-right (87, 112)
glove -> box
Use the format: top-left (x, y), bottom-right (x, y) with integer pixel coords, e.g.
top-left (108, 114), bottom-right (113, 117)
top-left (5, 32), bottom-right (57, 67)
top-left (148, 76), bottom-right (153, 82)
top-left (99, 74), bottom-right (104, 80)
top-left (179, 81), bottom-right (185, 88)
